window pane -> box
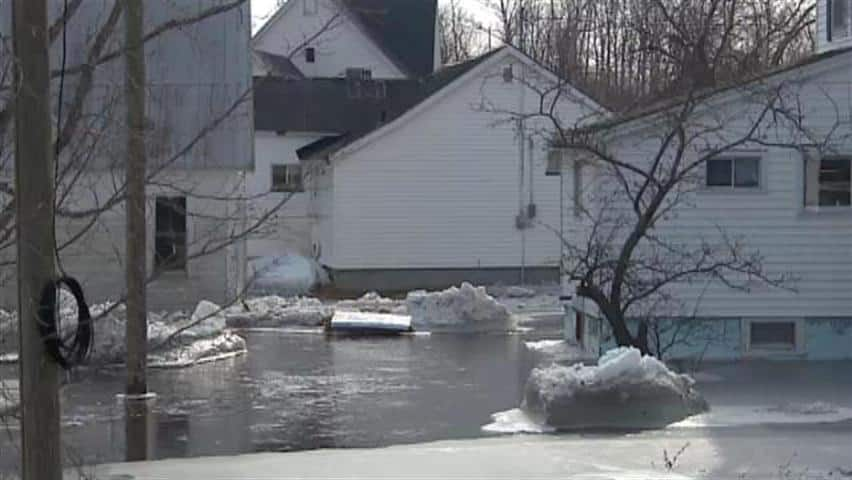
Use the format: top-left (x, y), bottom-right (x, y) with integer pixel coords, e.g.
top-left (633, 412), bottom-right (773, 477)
top-left (155, 197), bottom-right (187, 270)
top-left (833, 0), bottom-right (851, 38)
top-left (750, 322), bottom-right (795, 348)
top-left (734, 158), bottom-right (760, 187)
top-left (706, 159), bottom-right (732, 186)
top-left (819, 158), bottom-right (851, 206)
top-left (271, 165), bottom-right (304, 192)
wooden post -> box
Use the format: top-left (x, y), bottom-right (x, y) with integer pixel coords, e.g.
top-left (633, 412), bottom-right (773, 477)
top-left (124, 0), bottom-right (153, 462)
top-left (125, 0), bottom-right (148, 398)
top-left (12, 0), bottom-right (62, 478)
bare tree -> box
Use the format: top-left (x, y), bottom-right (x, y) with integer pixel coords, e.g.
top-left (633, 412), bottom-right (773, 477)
top-left (439, 0), bottom-right (484, 64)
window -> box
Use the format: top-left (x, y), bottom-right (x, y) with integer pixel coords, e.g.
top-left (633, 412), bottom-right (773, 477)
top-left (705, 157), bottom-right (760, 188)
top-left (271, 164), bottom-right (304, 192)
top-left (805, 157), bottom-right (851, 207)
top-left (155, 197), bottom-right (187, 271)
top-left (305, 47), bottom-right (315, 63)
top-left (749, 321), bottom-right (796, 350)
top-left (830, 0), bottom-right (851, 41)
top-left (546, 149), bottom-right (562, 176)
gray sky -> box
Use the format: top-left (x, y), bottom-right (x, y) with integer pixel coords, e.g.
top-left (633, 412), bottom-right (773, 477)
top-left (250, 0), bottom-right (494, 33)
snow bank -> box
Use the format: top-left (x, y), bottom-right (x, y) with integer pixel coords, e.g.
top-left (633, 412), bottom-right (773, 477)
top-left (406, 283), bottom-right (517, 333)
top-left (522, 347), bottom-right (708, 430)
top-left (249, 255), bottom-right (329, 295)
top-left (673, 402), bottom-right (852, 428)
top-left (0, 300), bottom-right (244, 368)
top-left (524, 340), bottom-right (585, 362)
top-left (336, 292), bottom-right (406, 315)
top-left (149, 332), bottom-right (247, 368)
top-left (225, 296), bottom-right (333, 328)
top-left (0, 379), bottom-right (18, 417)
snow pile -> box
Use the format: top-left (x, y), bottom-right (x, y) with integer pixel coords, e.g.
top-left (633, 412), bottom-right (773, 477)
top-left (0, 300), bottom-right (245, 368)
top-left (225, 296), bottom-right (333, 328)
top-left (0, 379), bottom-right (18, 417)
top-left (524, 340), bottom-right (585, 362)
top-left (178, 301), bottom-right (228, 339)
top-left (249, 255), bottom-right (329, 295)
top-left (522, 347), bottom-right (708, 430)
top-left (149, 332), bottom-right (246, 368)
top-left (336, 292), bottom-right (406, 315)
top-left (406, 283), bottom-right (517, 333)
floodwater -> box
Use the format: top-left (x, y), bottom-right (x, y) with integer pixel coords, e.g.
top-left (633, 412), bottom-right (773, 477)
top-left (0, 327), bottom-right (551, 469)
top-left (3, 323), bottom-right (852, 474)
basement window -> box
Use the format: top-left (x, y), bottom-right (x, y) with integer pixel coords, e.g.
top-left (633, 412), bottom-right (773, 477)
top-left (155, 197), bottom-right (187, 272)
top-left (305, 47), bottom-right (316, 63)
top-left (749, 321), bottom-right (797, 351)
top-left (805, 157), bottom-right (851, 207)
top-left (271, 164), bottom-right (304, 192)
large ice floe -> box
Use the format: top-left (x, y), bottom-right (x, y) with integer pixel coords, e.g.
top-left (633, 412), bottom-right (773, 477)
top-left (406, 283), bottom-right (517, 333)
top-left (0, 299), bottom-right (246, 368)
top-left (225, 296), bottom-right (333, 328)
top-left (486, 347), bottom-right (708, 432)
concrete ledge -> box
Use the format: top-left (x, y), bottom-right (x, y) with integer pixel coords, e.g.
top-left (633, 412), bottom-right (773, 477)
top-left (327, 267), bottom-right (559, 295)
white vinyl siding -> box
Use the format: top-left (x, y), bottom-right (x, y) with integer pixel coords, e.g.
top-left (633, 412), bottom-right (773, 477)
top-left (324, 54), bottom-right (599, 270)
top-left (561, 56), bottom-right (852, 320)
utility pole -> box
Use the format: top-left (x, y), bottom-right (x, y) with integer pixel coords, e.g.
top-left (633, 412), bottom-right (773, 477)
top-left (124, 0), bottom-right (153, 462)
top-left (12, 0), bottom-right (62, 478)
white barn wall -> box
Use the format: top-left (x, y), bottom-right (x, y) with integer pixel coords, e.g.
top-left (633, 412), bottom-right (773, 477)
top-left (0, 170), bottom-right (247, 312)
top-left (252, 0), bottom-right (406, 79)
top-left (327, 54), bottom-right (596, 272)
top-left (248, 132), bottom-right (321, 258)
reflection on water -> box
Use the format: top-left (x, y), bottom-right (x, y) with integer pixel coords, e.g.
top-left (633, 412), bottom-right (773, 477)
top-left (0, 330), bottom-right (543, 468)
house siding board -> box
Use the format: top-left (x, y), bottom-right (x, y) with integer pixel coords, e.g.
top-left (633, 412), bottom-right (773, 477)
top-left (563, 59), bottom-right (852, 322)
top-left (253, 0), bottom-right (405, 79)
top-left (327, 56), bottom-right (593, 271)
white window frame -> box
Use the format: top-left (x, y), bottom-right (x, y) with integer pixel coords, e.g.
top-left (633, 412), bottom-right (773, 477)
top-left (804, 155), bottom-right (852, 211)
top-left (743, 318), bottom-right (805, 356)
top-left (704, 156), bottom-right (762, 190)
top-left (271, 164), bottom-right (304, 193)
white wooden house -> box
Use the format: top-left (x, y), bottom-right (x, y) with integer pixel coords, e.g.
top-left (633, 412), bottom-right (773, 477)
top-left (0, 0), bottom-right (253, 311)
top-left (559, 0), bottom-right (852, 360)
top-left (250, 0), bottom-right (605, 292)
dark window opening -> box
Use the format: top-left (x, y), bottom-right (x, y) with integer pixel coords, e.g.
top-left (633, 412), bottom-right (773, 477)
top-left (818, 158), bottom-right (851, 206)
top-left (750, 322), bottom-right (796, 350)
top-left (271, 164), bottom-right (304, 192)
top-left (155, 196), bottom-right (187, 271)
top-left (305, 47), bottom-right (316, 63)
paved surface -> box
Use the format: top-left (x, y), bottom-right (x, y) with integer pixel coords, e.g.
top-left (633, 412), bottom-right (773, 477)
top-left (96, 429), bottom-right (852, 480)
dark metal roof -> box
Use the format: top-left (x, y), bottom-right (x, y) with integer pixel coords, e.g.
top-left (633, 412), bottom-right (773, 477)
top-left (254, 51), bottom-right (304, 79)
top-left (254, 49), bottom-right (502, 158)
top-left (343, 0), bottom-right (438, 77)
